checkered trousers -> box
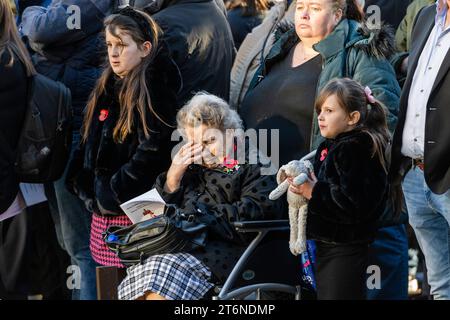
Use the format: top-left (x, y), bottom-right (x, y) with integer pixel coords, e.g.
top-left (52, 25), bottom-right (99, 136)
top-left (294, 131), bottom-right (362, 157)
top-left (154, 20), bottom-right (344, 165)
top-left (118, 253), bottom-right (214, 300)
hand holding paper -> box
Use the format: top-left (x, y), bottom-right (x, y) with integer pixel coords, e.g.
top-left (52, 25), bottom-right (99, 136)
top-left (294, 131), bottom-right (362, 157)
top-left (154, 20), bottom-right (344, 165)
top-left (120, 188), bottom-right (166, 224)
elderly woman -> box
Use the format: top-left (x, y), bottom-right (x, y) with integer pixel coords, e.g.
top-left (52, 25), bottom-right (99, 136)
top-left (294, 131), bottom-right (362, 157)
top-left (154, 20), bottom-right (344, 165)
top-left (118, 92), bottom-right (285, 300)
top-left (239, 0), bottom-right (408, 299)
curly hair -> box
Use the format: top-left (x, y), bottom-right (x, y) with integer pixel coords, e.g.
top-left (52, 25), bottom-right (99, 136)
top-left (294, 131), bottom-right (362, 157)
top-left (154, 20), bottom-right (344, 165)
top-left (176, 92), bottom-right (244, 131)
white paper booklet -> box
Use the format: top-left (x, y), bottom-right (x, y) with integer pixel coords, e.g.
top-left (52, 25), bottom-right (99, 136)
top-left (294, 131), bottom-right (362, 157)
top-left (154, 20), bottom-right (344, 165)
top-left (19, 183), bottom-right (47, 207)
top-left (120, 188), bottom-right (166, 224)
top-left (0, 193), bottom-right (26, 222)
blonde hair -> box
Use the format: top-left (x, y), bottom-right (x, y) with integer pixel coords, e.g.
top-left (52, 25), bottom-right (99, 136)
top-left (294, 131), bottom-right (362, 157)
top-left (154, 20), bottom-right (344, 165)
top-left (176, 92), bottom-right (244, 131)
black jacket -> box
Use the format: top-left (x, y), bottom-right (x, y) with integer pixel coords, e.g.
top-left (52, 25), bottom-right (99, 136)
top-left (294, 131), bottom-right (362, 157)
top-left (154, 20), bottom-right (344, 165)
top-left (364, 0), bottom-right (412, 30)
top-left (390, 4), bottom-right (450, 195)
top-left (307, 130), bottom-right (388, 244)
top-left (227, 7), bottom-right (265, 50)
top-left (154, 161), bottom-right (285, 282)
top-left (0, 51), bottom-right (28, 213)
top-left (66, 45), bottom-right (181, 216)
top-left (151, 0), bottom-right (235, 105)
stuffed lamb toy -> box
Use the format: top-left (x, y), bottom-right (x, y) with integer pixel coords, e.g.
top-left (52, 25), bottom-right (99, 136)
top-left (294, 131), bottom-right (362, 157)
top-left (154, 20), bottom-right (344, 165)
top-left (269, 152), bottom-right (315, 256)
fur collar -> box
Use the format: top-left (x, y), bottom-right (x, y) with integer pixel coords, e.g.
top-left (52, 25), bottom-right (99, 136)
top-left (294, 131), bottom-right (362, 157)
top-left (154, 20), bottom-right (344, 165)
top-left (351, 21), bottom-right (396, 60)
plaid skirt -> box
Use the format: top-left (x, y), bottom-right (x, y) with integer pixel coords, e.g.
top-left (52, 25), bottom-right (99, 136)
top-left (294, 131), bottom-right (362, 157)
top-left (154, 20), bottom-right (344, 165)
top-left (118, 253), bottom-right (214, 300)
top-left (90, 213), bottom-right (132, 267)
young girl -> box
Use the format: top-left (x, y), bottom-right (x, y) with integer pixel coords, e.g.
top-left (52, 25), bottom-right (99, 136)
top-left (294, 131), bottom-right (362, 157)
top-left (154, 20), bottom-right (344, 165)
top-left (290, 78), bottom-right (391, 300)
top-left (66, 7), bottom-right (181, 268)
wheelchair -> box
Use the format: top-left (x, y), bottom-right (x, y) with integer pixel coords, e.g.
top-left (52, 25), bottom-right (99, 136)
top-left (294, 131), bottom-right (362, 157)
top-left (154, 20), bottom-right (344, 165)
top-left (96, 219), bottom-right (308, 300)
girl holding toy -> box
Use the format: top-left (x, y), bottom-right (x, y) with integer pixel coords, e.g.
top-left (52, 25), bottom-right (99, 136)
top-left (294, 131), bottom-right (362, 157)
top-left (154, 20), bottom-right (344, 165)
top-left (290, 78), bottom-right (391, 300)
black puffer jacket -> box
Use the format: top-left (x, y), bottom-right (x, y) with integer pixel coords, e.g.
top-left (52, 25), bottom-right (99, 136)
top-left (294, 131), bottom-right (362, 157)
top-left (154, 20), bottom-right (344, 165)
top-left (154, 160), bottom-right (286, 282)
top-left (66, 45), bottom-right (181, 216)
top-left (0, 51), bottom-right (28, 213)
top-left (307, 130), bottom-right (388, 245)
top-left (151, 0), bottom-right (235, 105)
top-left (364, 0), bottom-right (412, 30)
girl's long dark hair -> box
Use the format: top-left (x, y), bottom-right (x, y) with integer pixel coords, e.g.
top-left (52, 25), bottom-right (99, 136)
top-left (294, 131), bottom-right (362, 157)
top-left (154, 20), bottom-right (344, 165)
top-left (315, 78), bottom-right (390, 171)
top-left (315, 78), bottom-right (404, 214)
top-left (82, 9), bottom-right (168, 144)
top-left (0, 0), bottom-right (36, 76)
top-left (332, 0), bottom-right (364, 22)
top-left (226, 0), bottom-right (270, 16)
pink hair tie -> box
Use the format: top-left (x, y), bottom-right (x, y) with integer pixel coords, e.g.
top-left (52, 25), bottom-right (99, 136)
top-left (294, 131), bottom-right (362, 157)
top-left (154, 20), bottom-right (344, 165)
top-left (364, 86), bottom-right (376, 104)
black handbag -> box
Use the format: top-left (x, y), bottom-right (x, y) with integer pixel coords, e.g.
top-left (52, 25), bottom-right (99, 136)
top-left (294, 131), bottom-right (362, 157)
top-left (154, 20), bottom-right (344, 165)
top-left (103, 207), bottom-right (208, 267)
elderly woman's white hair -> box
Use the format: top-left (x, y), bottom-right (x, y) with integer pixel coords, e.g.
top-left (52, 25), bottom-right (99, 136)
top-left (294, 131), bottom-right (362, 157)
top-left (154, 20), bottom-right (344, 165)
top-left (176, 92), bottom-right (244, 131)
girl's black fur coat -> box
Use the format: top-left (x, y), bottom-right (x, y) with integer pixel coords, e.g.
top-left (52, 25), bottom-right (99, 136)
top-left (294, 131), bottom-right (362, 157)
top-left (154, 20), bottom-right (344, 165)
top-left (66, 44), bottom-right (181, 216)
top-left (307, 130), bottom-right (388, 244)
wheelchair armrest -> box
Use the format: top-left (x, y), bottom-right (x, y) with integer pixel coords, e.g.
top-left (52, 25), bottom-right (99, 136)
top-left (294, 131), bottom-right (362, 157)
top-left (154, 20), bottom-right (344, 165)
top-left (232, 220), bottom-right (290, 232)
top-left (218, 219), bottom-right (294, 299)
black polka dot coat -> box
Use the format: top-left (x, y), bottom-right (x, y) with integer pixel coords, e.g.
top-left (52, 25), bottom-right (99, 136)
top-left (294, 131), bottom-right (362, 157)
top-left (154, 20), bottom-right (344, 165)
top-left (155, 162), bottom-right (286, 282)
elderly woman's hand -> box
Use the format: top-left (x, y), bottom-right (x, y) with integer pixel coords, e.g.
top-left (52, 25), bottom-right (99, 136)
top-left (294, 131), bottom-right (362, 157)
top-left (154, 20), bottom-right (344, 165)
top-left (165, 142), bottom-right (203, 193)
top-left (287, 173), bottom-right (318, 200)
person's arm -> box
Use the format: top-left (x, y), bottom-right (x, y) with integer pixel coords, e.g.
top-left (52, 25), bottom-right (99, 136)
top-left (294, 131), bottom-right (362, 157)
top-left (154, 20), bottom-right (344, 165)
top-left (395, 13), bottom-right (409, 52)
top-left (308, 138), bottom-right (387, 223)
top-left (65, 141), bottom-right (84, 195)
top-left (0, 55), bottom-right (28, 178)
top-left (153, 171), bottom-right (186, 206)
top-left (20, 0), bottom-right (109, 47)
top-left (391, 3), bottom-right (430, 83)
top-left (108, 121), bottom-right (173, 208)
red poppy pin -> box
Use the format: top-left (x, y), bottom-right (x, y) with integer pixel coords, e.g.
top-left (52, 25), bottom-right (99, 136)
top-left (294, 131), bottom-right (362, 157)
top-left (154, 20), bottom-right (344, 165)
top-left (223, 157), bottom-right (239, 169)
top-left (222, 156), bottom-right (240, 174)
top-left (99, 109), bottom-right (109, 122)
top-left (320, 148), bottom-right (328, 161)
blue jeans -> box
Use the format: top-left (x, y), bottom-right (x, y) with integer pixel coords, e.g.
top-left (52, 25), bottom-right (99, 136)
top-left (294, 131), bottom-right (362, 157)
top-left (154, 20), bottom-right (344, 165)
top-left (367, 224), bottom-right (409, 300)
top-left (402, 167), bottom-right (450, 300)
top-left (49, 132), bottom-right (98, 300)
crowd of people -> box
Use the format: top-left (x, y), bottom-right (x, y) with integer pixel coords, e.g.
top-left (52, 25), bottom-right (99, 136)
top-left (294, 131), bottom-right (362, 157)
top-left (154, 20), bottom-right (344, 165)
top-left (1, 0), bottom-right (449, 300)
